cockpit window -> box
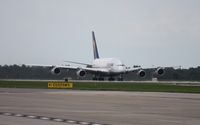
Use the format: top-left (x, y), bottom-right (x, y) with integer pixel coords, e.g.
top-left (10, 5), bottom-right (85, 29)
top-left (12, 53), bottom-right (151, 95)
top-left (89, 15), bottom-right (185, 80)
top-left (117, 64), bottom-right (125, 66)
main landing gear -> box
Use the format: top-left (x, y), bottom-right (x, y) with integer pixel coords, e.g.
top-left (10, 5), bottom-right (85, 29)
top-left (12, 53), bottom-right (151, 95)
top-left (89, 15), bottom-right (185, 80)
top-left (108, 77), bottom-right (124, 81)
top-left (92, 76), bottom-right (124, 81)
top-left (92, 77), bottom-right (104, 81)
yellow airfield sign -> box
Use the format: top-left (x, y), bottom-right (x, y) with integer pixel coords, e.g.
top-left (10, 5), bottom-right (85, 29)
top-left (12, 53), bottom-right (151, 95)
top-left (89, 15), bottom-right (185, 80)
top-left (48, 82), bottom-right (73, 89)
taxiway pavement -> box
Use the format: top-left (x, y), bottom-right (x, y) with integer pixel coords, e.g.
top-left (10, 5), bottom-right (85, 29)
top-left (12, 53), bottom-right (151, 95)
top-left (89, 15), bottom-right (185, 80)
top-left (0, 88), bottom-right (200, 125)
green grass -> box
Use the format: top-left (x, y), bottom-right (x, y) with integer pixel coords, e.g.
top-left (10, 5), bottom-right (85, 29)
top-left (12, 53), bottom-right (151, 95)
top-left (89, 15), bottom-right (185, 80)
top-left (0, 80), bottom-right (200, 93)
top-left (74, 82), bottom-right (200, 93)
top-left (0, 81), bottom-right (48, 89)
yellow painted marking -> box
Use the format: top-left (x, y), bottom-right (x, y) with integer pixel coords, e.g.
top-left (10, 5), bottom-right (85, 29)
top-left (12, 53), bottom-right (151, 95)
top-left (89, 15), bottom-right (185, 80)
top-left (48, 82), bottom-right (73, 89)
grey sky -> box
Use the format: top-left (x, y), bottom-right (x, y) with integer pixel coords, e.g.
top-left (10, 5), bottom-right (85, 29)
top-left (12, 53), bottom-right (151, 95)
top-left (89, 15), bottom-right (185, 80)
top-left (0, 0), bottom-right (200, 68)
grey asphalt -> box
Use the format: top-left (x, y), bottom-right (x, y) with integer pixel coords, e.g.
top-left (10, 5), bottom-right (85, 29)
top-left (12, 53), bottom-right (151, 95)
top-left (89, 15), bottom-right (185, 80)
top-left (0, 88), bottom-right (200, 125)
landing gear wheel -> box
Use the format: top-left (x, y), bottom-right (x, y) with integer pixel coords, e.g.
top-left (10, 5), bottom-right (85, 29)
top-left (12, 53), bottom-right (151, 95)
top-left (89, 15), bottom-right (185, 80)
top-left (108, 77), bottom-right (115, 81)
top-left (117, 78), bottom-right (124, 81)
top-left (64, 78), bottom-right (68, 82)
top-left (92, 77), bottom-right (97, 80)
top-left (98, 77), bottom-right (104, 81)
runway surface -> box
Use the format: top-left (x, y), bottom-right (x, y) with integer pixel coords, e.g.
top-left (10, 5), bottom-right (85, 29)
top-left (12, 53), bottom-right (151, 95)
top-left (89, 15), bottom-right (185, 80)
top-left (0, 88), bottom-right (200, 125)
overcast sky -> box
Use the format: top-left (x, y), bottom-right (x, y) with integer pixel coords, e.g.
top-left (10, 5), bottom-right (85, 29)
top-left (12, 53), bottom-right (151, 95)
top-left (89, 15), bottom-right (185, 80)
top-left (0, 0), bottom-right (200, 68)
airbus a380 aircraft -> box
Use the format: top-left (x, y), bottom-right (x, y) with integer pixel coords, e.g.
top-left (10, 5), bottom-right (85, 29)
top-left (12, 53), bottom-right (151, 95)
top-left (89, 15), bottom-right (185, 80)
top-left (51, 31), bottom-right (164, 81)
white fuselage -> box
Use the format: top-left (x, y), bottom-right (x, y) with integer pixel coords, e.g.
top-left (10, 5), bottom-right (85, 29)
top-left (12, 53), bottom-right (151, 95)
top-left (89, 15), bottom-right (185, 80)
top-left (92, 58), bottom-right (126, 75)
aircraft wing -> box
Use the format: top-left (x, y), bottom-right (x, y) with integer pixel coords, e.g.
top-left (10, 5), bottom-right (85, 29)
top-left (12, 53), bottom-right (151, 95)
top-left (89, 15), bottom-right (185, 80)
top-left (53, 65), bottom-right (109, 73)
top-left (81, 67), bottom-right (109, 74)
top-left (125, 67), bottom-right (142, 73)
top-left (124, 66), bottom-right (173, 78)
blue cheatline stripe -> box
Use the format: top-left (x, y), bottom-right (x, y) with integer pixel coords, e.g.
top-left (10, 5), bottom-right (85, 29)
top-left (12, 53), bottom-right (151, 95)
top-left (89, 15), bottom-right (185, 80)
top-left (0, 112), bottom-right (108, 125)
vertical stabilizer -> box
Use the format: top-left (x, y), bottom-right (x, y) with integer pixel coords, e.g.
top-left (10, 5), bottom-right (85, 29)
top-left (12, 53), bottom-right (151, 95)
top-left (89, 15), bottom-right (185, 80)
top-left (92, 31), bottom-right (100, 59)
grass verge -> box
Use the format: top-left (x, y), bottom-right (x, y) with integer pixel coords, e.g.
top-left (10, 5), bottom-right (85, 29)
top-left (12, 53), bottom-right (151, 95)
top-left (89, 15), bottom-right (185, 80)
top-left (0, 80), bottom-right (200, 93)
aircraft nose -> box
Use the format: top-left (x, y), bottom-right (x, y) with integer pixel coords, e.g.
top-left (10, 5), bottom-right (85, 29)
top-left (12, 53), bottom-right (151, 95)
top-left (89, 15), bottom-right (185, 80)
top-left (119, 66), bottom-right (125, 71)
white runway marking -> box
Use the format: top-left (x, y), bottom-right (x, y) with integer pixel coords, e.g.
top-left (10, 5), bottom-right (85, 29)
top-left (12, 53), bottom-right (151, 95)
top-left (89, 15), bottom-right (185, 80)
top-left (52, 118), bottom-right (64, 122)
top-left (79, 121), bottom-right (90, 125)
top-left (0, 112), bottom-right (108, 125)
top-left (40, 117), bottom-right (50, 120)
top-left (3, 113), bottom-right (12, 116)
top-left (66, 120), bottom-right (77, 123)
top-left (14, 114), bottom-right (23, 117)
top-left (27, 115), bottom-right (37, 119)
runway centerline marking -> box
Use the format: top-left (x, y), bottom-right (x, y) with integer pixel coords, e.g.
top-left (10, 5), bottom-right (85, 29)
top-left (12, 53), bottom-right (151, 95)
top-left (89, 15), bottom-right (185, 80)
top-left (0, 112), bottom-right (109, 125)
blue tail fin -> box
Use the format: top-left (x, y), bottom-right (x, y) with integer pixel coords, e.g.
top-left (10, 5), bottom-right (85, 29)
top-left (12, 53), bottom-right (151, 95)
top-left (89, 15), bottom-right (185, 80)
top-left (92, 31), bottom-right (100, 59)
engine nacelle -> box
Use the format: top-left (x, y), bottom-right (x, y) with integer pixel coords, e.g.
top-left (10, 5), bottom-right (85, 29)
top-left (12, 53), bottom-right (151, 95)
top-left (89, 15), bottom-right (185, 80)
top-left (51, 67), bottom-right (61, 75)
top-left (137, 69), bottom-right (146, 78)
top-left (76, 69), bottom-right (86, 77)
top-left (154, 68), bottom-right (165, 76)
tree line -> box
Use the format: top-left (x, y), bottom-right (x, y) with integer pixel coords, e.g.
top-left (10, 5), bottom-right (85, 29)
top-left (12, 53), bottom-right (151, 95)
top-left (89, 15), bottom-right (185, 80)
top-left (0, 64), bottom-right (200, 81)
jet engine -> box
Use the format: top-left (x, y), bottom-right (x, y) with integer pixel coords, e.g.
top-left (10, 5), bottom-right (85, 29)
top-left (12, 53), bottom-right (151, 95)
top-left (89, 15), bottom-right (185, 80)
top-left (51, 67), bottom-right (61, 75)
top-left (154, 68), bottom-right (165, 76)
top-left (76, 69), bottom-right (86, 77)
top-left (137, 69), bottom-right (146, 78)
